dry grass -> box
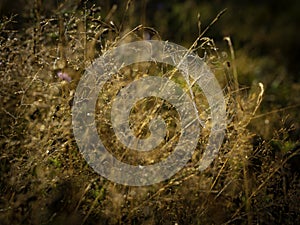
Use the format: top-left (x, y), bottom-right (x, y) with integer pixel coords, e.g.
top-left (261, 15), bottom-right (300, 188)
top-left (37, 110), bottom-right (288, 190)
top-left (0, 1), bottom-right (299, 225)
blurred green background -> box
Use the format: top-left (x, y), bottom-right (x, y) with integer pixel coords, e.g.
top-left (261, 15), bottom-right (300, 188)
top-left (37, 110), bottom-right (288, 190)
top-left (1, 0), bottom-right (299, 80)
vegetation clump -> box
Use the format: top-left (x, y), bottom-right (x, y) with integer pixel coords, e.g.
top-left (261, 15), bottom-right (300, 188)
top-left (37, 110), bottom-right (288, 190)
top-left (0, 1), bottom-right (299, 224)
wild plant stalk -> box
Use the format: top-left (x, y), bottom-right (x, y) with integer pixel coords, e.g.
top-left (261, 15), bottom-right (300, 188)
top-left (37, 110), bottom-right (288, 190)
top-left (2, 2), bottom-right (299, 224)
top-left (33, 0), bottom-right (41, 55)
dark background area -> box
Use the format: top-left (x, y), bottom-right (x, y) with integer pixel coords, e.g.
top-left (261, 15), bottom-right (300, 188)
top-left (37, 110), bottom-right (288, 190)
top-left (1, 0), bottom-right (299, 81)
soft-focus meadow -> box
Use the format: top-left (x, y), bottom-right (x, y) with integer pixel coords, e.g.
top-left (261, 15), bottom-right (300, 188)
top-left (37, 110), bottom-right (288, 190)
top-left (0, 1), bottom-right (299, 224)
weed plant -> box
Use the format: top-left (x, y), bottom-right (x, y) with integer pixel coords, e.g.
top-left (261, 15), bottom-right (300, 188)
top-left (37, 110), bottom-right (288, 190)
top-left (0, 1), bottom-right (299, 225)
